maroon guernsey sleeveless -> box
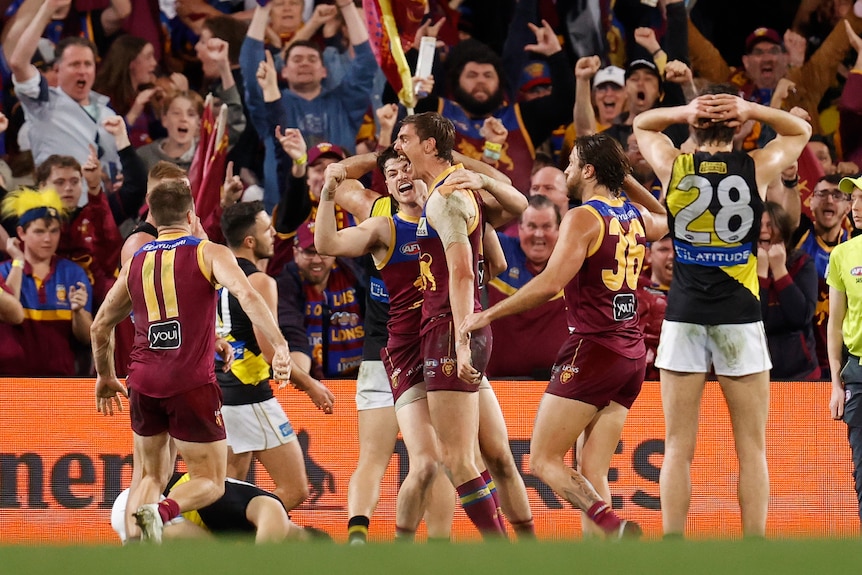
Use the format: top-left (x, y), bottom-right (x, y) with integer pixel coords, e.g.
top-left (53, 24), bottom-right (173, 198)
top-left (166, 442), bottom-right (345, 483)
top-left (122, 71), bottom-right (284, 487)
top-left (415, 165), bottom-right (486, 336)
top-left (567, 196), bottom-right (647, 359)
top-left (378, 212), bottom-right (423, 337)
top-left (126, 233), bottom-right (218, 397)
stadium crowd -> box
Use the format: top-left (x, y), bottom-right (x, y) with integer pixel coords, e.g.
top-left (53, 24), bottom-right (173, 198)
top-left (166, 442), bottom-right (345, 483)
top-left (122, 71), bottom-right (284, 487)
top-left (2, 0), bottom-right (862, 542)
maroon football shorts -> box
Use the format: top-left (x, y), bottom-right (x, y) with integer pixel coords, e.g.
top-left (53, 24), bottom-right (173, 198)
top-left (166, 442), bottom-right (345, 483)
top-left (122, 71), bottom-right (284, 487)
top-left (546, 336), bottom-right (645, 409)
top-left (130, 381), bottom-right (226, 442)
top-left (422, 319), bottom-right (492, 393)
top-left (381, 332), bottom-right (425, 403)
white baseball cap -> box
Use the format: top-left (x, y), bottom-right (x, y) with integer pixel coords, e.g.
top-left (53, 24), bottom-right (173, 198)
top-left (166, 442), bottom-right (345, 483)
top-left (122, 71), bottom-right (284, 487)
top-left (593, 66), bottom-right (625, 88)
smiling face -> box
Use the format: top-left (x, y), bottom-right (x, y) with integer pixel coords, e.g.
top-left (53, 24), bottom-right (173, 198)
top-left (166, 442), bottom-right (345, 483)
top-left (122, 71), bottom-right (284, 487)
top-left (293, 245), bottom-right (335, 288)
top-left (742, 41), bottom-right (788, 91)
top-left (129, 43), bottom-right (158, 89)
top-left (518, 205), bottom-right (559, 268)
top-left (810, 180), bottom-right (851, 233)
top-left (283, 45), bottom-right (327, 91)
top-left (162, 96), bottom-right (200, 147)
top-left (56, 44), bottom-right (96, 104)
top-left (384, 157), bottom-right (422, 207)
top-left (594, 82), bottom-right (626, 124)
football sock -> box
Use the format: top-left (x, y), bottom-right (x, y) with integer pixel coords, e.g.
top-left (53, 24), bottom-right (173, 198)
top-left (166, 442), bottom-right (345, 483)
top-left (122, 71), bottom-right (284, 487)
top-left (480, 469), bottom-right (506, 532)
top-left (157, 498), bottom-right (180, 523)
top-left (347, 515), bottom-right (370, 543)
top-left (586, 501), bottom-right (622, 534)
top-left (457, 476), bottom-right (505, 536)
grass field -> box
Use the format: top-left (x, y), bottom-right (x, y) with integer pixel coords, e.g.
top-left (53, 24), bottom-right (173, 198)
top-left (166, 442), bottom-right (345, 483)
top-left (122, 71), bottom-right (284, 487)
top-left (3, 538), bottom-right (862, 575)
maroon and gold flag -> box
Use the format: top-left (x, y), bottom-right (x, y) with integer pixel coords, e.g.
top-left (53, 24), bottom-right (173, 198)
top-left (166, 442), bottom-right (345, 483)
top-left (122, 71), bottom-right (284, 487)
top-left (362, 0), bottom-right (426, 107)
top-left (189, 95), bottom-right (229, 219)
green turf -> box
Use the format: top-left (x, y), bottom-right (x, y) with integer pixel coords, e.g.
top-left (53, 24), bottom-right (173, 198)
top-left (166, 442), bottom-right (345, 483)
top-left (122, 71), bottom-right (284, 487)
top-left (3, 538), bottom-right (862, 575)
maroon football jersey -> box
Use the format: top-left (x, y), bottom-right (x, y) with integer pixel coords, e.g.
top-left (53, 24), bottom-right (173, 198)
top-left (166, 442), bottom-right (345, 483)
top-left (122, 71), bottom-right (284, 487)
top-left (415, 166), bottom-right (486, 335)
top-left (378, 213), bottom-right (423, 337)
top-left (565, 196), bottom-right (647, 359)
top-left (126, 233), bottom-right (218, 397)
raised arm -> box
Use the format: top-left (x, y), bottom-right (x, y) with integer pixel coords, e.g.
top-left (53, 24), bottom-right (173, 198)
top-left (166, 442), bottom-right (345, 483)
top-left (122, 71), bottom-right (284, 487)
top-left (573, 56), bottom-right (601, 137)
top-left (623, 174), bottom-right (668, 241)
top-left (632, 103), bottom-right (696, 187)
top-left (744, 99), bottom-right (813, 191)
top-left (338, 0), bottom-right (369, 46)
top-left (9, 0), bottom-right (70, 83)
top-left (315, 164), bottom-right (389, 258)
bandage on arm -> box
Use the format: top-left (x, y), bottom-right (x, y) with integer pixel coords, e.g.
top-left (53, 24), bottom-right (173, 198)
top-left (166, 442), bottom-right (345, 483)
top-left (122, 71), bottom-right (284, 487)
top-left (426, 187), bottom-right (476, 249)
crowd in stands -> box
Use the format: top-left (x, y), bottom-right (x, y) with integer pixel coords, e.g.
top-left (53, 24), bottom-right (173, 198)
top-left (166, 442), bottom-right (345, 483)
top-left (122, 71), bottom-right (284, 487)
top-left (2, 0), bottom-right (862, 383)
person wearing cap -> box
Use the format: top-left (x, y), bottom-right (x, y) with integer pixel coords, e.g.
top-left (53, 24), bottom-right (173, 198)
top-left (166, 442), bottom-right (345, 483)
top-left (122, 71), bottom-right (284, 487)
top-left (517, 60), bottom-right (553, 102)
top-left (827, 172), bottom-right (862, 522)
top-left (241, 1), bottom-right (377, 211)
top-left (635, 85), bottom-right (812, 537)
top-left (571, 58), bottom-right (626, 139)
top-left (792, 173), bottom-right (854, 378)
top-left (8, 0), bottom-right (121, 179)
top-left (0, 188), bottom-right (93, 376)
top-left (413, 23), bottom-right (574, 200)
top-left (266, 135), bottom-right (356, 276)
top-left (689, 18), bottom-right (862, 135)
top-left (276, 219), bottom-right (365, 381)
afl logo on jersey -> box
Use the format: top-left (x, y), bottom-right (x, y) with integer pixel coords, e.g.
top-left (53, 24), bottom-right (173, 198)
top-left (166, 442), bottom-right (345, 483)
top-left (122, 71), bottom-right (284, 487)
top-left (851, 267), bottom-right (862, 276)
top-left (400, 242), bottom-right (420, 256)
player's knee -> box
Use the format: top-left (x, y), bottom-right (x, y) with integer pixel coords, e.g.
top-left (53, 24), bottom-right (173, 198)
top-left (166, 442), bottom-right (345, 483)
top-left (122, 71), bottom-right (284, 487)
top-left (207, 479), bottom-right (225, 503)
top-left (482, 448), bottom-right (517, 479)
top-left (276, 483), bottom-right (309, 509)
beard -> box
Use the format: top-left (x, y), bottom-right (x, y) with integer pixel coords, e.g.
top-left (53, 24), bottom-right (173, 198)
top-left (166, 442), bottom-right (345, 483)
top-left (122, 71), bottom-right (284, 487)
top-left (453, 85), bottom-right (506, 117)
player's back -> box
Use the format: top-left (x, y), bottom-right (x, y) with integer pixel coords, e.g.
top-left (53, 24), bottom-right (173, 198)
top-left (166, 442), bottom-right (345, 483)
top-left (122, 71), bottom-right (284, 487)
top-left (566, 196), bottom-right (646, 359)
top-left (665, 151), bottom-right (763, 325)
top-left (126, 233), bottom-right (218, 397)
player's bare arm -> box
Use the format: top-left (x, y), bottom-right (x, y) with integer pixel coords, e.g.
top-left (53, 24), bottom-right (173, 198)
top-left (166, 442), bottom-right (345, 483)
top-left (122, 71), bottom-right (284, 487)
top-left (248, 272), bottom-right (279, 364)
top-left (426, 188), bottom-right (481, 383)
top-left (453, 151), bottom-right (513, 186)
top-left (622, 175), bottom-right (669, 241)
top-left (483, 223), bottom-right (507, 279)
top-left (447, 168), bottom-right (528, 228)
top-left (633, 96), bottom-right (723, 187)
top-left (91, 265), bottom-right (133, 415)
top-left (744, 100), bottom-right (812, 193)
top-left (207, 242), bottom-right (292, 382)
top-left (460, 206), bottom-right (600, 336)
